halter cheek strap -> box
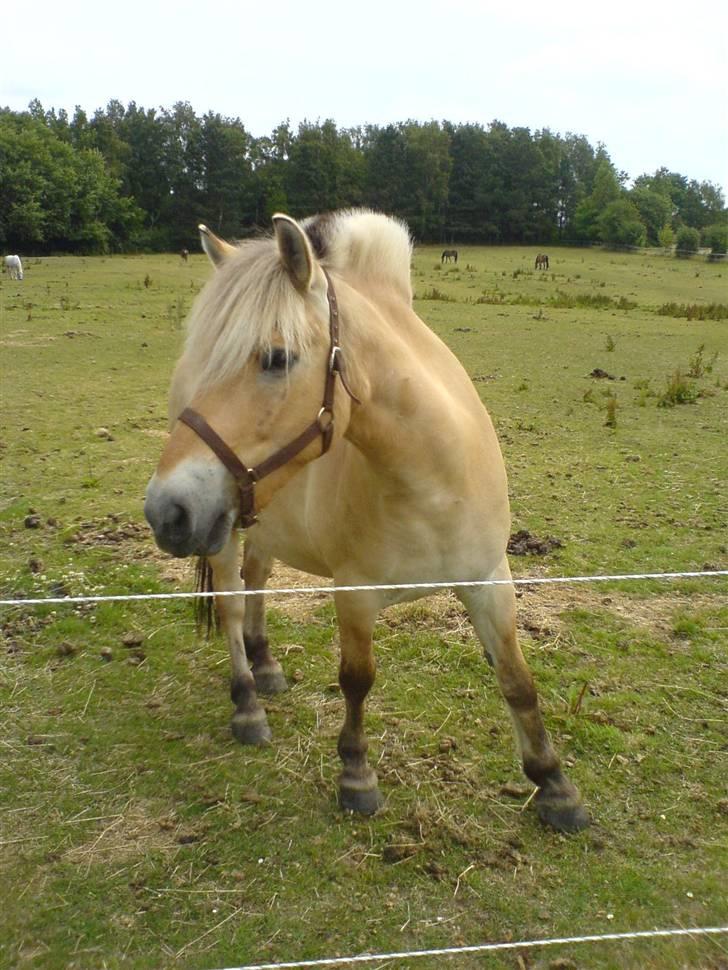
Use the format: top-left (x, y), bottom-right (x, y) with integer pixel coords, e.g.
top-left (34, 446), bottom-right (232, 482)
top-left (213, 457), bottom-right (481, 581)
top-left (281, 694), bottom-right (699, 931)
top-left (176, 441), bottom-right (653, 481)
top-left (177, 271), bottom-right (358, 529)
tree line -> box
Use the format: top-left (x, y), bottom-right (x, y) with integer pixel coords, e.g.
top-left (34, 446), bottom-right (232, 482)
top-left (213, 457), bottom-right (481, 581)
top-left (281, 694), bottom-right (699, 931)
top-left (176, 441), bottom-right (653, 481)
top-left (1, 99), bottom-right (726, 255)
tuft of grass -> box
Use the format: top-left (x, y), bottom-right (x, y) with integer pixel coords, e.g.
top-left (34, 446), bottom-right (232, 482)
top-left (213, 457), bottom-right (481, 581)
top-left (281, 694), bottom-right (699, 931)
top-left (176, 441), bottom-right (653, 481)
top-left (657, 301), bottom-right (728, 320)
top-left (657, 369), bottom-right (698, 407)
top-left (167, 294), bottom-right (187, 330)
top-left (417, 286), bottom-right (457, 302)
top-left (687, 343), bottom-right (718, 378)
top-left (604, 393), bottom-right (618, 427)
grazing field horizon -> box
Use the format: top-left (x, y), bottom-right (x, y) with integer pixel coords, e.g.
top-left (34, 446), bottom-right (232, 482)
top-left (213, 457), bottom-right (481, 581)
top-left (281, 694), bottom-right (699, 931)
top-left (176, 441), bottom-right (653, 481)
top-left (1, 244), bottom-right (726, 969)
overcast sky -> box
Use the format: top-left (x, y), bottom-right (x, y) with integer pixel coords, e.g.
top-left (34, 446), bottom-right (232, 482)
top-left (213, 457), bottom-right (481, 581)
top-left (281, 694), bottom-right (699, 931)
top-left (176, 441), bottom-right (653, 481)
top-left (3, 0), bottom-right (726, 193)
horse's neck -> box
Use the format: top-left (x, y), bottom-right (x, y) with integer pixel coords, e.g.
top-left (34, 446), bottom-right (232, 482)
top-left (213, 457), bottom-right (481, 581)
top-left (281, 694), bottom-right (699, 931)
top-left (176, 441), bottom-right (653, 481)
top-left (341, 283), bottom-right (463, 473)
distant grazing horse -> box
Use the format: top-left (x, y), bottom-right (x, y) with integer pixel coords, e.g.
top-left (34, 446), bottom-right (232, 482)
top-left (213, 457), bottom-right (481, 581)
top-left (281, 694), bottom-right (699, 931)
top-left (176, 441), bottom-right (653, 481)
top-left (4, 255), bottom-right (23, 280)
top-left (144, 210), bottom-right (588, 832)
top-left (180, 248), bottom-right (190, 262)
top-left (441, 249), bottom-right (458, 264)
top-left (535, 253), bottom-right (549, 270)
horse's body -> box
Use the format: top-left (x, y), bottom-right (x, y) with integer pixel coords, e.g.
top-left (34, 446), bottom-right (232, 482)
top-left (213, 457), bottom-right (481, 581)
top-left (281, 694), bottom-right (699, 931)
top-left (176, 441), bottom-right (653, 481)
top-left (180, 248), bottom-right (189, 262)
top-left (441, 248), bottom-right (458, 263)
top-left (4, 254), bottom-right (23, 280)
top-left (535, 253), bottom-right (549, 270)
top-left (145, 210), bottom-right (587, 831)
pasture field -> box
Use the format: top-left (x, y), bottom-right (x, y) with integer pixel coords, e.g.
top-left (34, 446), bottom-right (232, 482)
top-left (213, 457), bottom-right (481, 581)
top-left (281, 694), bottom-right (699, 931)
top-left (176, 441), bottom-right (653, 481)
top-left (1, 245), bottom-right (727, 970)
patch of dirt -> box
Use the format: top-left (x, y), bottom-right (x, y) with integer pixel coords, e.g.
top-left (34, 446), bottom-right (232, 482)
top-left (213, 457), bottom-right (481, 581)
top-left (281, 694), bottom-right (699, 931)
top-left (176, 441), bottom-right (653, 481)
top-left (508, 530), bottom-right (564, 556)
top-left (66, 516), bottom-right (149, 548)
top-left (0, 330), bottom-right (57, 348)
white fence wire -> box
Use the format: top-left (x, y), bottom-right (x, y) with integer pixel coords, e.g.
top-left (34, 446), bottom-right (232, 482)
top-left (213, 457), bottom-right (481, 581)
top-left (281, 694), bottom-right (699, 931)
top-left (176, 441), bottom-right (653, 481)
top-left (214, 926), bottom-right (728, 970)
top-left (1, 568), bottom-right (726, 609)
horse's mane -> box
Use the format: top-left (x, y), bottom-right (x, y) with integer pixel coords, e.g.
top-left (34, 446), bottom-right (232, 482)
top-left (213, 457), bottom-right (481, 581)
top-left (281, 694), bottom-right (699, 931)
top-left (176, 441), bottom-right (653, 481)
top-left (183, 209), bottom-right (412, 391)
top-left (303, 209), bottom-right (413, 304)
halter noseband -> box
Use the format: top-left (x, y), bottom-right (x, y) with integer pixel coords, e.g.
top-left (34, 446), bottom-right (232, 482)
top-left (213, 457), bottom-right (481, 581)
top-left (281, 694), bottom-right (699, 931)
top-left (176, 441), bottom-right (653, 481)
top-left (178, 270), bottom-right (358, 529)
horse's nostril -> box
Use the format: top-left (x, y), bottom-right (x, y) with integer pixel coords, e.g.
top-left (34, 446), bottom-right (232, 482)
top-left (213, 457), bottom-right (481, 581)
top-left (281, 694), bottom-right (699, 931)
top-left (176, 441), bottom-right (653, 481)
top-left (165, 501), bottom-right (190, 538)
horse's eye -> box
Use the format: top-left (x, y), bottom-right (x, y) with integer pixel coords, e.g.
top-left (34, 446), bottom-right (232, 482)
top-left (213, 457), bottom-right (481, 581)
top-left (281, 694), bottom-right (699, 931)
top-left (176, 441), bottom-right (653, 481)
top-left (260, 348), bottom-right (296, 373)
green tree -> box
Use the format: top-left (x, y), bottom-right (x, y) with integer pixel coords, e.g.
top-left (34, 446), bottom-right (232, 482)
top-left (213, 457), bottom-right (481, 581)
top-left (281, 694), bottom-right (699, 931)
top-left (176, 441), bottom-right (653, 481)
top-left (630, 187), bottom-right (672, 245)
top-left (703, 224), bottom-right (728, 255)
top-left (199, 112), bottom-right (257, 237)
top-left (573, 158), bottom-right (621, 241)
top-left (0, 109), bottom-right (140, 252)
top-left (597, 199), bottom-right (646, 247)
top-left (283, 120), bottom-right (364, 217)
top-left (675, 225), bottom-right (700, 256)
top-left (658, 224), bottom-right (675, 248)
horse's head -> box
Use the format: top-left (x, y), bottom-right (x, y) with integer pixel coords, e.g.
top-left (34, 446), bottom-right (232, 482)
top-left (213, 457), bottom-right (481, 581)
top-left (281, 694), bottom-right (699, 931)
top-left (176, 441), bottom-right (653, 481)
top-left (144, 215), bottom-right (356, 558)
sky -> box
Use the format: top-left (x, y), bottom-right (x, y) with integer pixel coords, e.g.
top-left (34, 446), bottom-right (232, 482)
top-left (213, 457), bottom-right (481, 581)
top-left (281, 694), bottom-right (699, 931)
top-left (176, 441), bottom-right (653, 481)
top-left (2, 0), bottom-right (727, 193)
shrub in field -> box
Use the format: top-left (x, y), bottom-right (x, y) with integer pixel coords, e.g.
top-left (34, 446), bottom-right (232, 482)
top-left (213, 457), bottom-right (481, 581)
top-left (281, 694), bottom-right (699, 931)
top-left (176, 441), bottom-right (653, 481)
top-left (605, 334), bottom-right (616, 352)
top-left (675, 226), bottom-right (700, 257)
top-left (657, 369), bottom-right (698, 407)
top-left (687, 344), bottom-right (718, 378)
top-left (658, 224), bottom-right (675, 249)
top-left (703, 224), bottom-right (728, 256)
top-left (597, 199), bottom-right (647, 248)
top-left (472, 290), bottom-right (506, 305)
top-left (417, 286), bottom-right (457, 301)
top-left (551, 290), bottom-right (617, 310)
top-left (657, 302), bottom-right (728, 321)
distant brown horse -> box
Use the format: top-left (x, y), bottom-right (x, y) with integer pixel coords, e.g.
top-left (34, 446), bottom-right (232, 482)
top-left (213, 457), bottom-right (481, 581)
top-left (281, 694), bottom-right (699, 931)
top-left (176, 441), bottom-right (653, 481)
top-left (441, 249), bottom-right (458, 264)
top-left (144, 210), bottom-right (588, 831)
top-left (535, 253), bottom-right (549, 270)
top-left (180, 248), bottom-right (190, 263)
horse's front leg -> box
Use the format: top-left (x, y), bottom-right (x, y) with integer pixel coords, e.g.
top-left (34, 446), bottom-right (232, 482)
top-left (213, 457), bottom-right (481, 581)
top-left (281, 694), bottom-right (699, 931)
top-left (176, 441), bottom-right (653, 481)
top-left (334, 589), bottom-right (384, 815)
top-left (207, 534), bottom-right (271, 744)
top-left (457, 559), bottom-right (589, 833)
top-left (242, 539), bottom-right (288, 694)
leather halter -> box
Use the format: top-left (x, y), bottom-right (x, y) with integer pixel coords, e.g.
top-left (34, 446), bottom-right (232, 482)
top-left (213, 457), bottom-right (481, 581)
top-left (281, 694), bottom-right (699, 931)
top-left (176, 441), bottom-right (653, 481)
top-left (178, 270), bottom-right (358, 529)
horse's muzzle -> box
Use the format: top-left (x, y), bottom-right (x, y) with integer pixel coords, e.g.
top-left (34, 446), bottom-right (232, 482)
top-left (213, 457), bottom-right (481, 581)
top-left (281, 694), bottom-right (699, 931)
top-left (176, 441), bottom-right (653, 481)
top-left (144, 476), bottom-right (234, 558)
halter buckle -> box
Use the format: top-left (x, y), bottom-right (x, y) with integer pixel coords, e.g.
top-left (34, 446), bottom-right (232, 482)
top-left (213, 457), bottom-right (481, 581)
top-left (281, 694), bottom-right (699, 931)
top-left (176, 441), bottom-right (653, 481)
top-left (329, 345), bottom-right (342, 374)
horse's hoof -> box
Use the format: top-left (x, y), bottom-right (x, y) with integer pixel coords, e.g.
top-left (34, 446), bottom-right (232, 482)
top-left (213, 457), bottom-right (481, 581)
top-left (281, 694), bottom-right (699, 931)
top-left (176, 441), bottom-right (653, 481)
top-left (535, 788), bottom-right (590, 833)
top-left (339, 784), bottom-right (384, 816)
top-left (231, 709), bottom-right (272, 746)
top-left (254, 667), bottom-right (289, 695)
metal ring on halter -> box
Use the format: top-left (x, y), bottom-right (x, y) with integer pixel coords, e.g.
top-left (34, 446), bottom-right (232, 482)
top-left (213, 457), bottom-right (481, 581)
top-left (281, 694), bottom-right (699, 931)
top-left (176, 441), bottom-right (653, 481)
top-left (317, 406), bottom-right (334, 431)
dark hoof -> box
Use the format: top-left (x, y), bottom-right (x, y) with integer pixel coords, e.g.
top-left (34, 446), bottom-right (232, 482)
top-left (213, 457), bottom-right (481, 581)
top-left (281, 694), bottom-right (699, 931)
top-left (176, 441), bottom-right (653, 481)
top-left (339, 784), bottom-right (384, 816)
top-left (535, 788), bottom-right (590, 833)
top-left (231, 710), bottom-right (271, 746)
top-left (253, 667), bottom-right (288, 695)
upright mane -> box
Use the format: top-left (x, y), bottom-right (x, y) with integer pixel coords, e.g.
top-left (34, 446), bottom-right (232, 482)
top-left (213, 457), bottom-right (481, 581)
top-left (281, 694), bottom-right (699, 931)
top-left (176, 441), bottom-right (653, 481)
top-left (304, 209), bottom-right (413, 304)
top-left (183, 210), bottom-right (412, 391)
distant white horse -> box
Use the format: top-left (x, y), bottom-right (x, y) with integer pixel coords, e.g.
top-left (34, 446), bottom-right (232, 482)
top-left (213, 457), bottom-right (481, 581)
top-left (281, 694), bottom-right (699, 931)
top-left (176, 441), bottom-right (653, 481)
top-left (4, 255), bottom-right (24, 280)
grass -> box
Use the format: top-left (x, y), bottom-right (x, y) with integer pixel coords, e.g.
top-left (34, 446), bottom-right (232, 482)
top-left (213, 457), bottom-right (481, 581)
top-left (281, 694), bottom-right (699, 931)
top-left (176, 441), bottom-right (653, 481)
top-left (1, 247), bottom-right (727, 970)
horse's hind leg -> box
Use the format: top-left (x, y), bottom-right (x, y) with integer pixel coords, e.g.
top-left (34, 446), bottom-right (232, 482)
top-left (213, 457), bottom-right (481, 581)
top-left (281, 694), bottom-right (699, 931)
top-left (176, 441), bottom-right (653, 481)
top-left (242, 540), bottom-right (288, 695)
top-left (207, 534), bottom-right (271, 744)
top-left (456, 562), bottom-right (589, 832)
top-left (333, 589), bottom-right (384, 815)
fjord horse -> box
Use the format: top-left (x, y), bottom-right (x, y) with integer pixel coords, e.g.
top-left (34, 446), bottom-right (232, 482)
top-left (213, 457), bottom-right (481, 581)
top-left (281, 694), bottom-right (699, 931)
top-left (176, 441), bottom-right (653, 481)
top-left (535, 253), bottom-right (549, 270)
top-left (144, 210), bottom-right (587, 831)
top-left (441, 249), bottom-right (458, 264)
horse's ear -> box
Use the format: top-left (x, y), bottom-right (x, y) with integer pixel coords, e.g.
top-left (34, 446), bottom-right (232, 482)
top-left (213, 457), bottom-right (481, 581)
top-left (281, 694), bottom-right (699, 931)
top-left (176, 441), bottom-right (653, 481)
top-left (272, 214), bottom-right (315, 291)
top-left (199, 224), bottom-right (236, 267)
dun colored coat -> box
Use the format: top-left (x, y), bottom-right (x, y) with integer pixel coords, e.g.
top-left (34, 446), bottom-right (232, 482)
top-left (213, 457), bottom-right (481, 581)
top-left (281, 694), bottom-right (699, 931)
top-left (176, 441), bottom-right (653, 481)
top-left (145, 210), bottom-right (588, 831)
